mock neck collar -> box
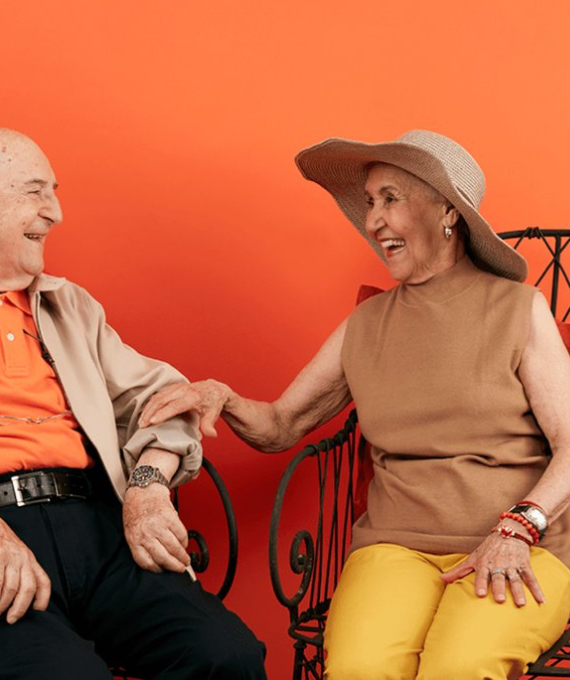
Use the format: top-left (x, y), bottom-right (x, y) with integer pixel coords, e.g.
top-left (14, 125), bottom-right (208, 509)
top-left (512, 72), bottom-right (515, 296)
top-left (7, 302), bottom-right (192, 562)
top-left (397, 256), bottom-right (483, 306)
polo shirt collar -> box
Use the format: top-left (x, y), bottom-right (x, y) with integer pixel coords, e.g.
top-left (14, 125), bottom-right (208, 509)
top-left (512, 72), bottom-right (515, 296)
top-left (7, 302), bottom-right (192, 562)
top-left (0, 289), bottom-right (33, 316)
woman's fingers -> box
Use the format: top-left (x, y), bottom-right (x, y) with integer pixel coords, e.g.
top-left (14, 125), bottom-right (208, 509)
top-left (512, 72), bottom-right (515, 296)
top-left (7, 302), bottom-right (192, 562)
top-left (473, 565), bottom-right (490, 597)
top-left (519, 565), bottom-right (546, 604)
top-left (440, 561), bottom-right (474, 584)
top-left (139, 380), bottom-right (230, 434)
top-left (139, 384), bottom-right (197, 426)
top-left (490, 569), bottom-right (508, 604)
top-left (506, 567), bottom-right (526, 607)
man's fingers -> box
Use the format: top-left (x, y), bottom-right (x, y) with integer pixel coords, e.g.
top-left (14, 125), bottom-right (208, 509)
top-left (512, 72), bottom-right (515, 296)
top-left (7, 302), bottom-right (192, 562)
top-left (6, 569), bottom-right (37, 624)
top-left (31, 564), bottom-right (51, 612)
top-left (169, 516), bottom-right (190, 548)
top-left (144, 539), bottom-right (187, 573)
top-left (131, 545), bottom-right (163, 574)
top-left (154, 530), bottom-right (191, 568)
top-left (0, 565), bottom-right (20, 616)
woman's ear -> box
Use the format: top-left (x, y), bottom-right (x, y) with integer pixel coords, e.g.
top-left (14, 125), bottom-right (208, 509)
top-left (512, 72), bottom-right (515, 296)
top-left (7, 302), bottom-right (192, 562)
top-left (443, 203), bottom-right (460, 227)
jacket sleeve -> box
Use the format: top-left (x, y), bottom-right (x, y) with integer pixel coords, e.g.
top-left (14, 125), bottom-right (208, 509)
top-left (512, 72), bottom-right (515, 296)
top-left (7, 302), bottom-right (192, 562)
top-left (89, 294), bottom-right (202, 486)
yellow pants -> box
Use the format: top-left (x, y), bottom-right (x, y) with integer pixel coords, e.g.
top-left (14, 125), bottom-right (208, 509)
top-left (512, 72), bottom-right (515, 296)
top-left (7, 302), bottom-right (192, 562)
top-left (324, 543), bottom-right (570, 680)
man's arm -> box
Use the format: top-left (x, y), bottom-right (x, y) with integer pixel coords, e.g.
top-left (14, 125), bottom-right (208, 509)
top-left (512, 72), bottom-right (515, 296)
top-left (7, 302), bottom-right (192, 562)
top-left (86, 291), bottom-right (203, 486)
top-left (123, 447), bottom-right (192, 574)
top-left (83, 291), bottom-right (202, 573)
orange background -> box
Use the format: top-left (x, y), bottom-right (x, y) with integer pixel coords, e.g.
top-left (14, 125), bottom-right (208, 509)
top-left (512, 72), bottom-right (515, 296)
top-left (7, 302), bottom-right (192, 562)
top-left (2, 1), bottom-right (570, 677)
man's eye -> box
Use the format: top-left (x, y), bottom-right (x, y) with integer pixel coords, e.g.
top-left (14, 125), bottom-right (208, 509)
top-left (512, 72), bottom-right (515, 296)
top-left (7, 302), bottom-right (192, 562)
top-left (383, 195), bottom-right (396, 206)
top-left (28, 190), bottom-right (41, 195)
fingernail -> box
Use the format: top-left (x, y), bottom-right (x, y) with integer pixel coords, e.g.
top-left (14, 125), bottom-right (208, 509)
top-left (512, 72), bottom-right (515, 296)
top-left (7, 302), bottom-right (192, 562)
top-left (476, 589), bottom-right (485, 596)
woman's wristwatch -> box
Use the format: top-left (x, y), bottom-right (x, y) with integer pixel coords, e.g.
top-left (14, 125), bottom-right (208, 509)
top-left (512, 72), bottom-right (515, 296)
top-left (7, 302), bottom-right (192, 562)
top-left (507, 503), bottom-right (549, 539)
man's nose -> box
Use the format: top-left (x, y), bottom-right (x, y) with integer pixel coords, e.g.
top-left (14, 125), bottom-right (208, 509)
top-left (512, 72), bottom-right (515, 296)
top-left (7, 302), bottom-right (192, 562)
top-left (41, 193), bottom-right (63, 226)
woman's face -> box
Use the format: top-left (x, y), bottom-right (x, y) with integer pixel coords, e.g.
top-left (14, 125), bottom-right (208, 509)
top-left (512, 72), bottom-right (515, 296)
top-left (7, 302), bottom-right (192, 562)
top-left (364, 163), bottom-right (460, 284)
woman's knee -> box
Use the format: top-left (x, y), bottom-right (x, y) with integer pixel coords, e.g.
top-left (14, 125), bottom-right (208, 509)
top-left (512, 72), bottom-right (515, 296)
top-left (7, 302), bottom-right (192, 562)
top-left (326, 649), bottom-right (418, 680)
top-left (417, 648), bottom-right (522, 680)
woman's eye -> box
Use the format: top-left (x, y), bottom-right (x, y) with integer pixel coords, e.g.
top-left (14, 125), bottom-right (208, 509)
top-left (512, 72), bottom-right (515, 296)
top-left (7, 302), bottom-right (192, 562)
top-left (383, 195), bottom-right (395, 206)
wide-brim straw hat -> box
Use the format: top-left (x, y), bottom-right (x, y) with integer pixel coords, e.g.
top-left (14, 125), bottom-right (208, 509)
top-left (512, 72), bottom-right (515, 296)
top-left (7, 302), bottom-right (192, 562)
top-left (295, 130), bottom-right (528, 282)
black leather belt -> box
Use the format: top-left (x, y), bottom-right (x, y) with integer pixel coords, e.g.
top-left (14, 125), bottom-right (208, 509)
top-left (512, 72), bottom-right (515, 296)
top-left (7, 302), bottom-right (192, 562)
top-left (0, 470), bottom-right (91, 508)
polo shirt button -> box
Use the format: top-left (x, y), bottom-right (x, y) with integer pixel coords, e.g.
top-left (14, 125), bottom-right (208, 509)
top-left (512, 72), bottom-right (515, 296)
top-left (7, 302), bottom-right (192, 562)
top-left (6, 333), bottom-right (14, 341)
top-left (0, 300), bottom-right (3, 306)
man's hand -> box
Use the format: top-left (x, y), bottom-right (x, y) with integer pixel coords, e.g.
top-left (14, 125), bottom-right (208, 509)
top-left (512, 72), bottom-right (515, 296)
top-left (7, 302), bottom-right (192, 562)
top-left (123, 484), bottom-right (191, 574)
top-left (0, 518), bottom-right (51, 624)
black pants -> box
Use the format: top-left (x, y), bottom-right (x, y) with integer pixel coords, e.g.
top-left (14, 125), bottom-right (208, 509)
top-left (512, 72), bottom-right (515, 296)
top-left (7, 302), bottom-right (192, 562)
top-left (0, 476), bottom-right (267, 680)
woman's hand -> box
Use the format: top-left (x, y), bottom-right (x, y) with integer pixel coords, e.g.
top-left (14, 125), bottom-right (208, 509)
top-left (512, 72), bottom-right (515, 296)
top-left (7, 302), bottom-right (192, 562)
top-left (440, 526), bottom-right (544, 607)
top-left (139, 380), bottom-right (232, 437)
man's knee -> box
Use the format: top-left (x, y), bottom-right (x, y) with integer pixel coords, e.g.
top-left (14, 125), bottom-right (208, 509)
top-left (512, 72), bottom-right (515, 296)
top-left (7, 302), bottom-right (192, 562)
top-left (162, 617), bottom-right (267, 679)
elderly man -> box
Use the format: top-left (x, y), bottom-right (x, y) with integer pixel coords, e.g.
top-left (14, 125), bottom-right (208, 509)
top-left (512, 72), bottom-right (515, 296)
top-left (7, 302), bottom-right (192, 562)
top-left (0, 129), bottom-right (266, 680)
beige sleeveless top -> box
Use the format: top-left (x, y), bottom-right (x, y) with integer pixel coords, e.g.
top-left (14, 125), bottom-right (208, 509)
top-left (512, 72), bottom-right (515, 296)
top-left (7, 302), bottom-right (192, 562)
top-left (342, 256), bottom-right (570, 566)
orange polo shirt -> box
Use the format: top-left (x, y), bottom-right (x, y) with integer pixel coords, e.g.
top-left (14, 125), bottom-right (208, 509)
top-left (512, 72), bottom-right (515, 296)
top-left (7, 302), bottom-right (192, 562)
top-left (0, 289), bottom-right (91, 474)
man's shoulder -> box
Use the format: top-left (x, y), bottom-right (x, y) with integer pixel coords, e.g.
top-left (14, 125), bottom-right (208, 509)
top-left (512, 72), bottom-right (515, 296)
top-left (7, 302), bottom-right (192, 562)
top-left (32, 273), bottom-right (103, 315)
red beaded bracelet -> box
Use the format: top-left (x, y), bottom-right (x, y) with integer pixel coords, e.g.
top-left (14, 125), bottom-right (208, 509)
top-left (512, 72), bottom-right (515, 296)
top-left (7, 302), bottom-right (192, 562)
top-left (492, 524), bottom-right (534, 547)
top-left (499, 511), bottom-right (540, 544)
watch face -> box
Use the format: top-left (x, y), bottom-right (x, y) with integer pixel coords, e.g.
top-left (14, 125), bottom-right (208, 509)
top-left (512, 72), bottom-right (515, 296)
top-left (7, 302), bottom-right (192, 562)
top-left (133, 466), bottom-right (155, 486)
top-left (525, 507), bottom-right (548, 532)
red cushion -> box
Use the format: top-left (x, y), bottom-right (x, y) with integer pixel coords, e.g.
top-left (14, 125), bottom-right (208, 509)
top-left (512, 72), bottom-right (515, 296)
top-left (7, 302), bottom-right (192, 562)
top-left (352, 292), bottom-right (570, 521)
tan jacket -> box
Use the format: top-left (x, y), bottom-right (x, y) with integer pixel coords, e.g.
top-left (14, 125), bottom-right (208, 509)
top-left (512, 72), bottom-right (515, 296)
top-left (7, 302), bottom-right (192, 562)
top-left (27, 273), bottom-right (202, 498)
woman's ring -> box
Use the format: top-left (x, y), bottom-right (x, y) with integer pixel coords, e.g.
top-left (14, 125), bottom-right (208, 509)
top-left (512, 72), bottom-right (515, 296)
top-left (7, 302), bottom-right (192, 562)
top-left (491, 568), bottom-right (506, 576)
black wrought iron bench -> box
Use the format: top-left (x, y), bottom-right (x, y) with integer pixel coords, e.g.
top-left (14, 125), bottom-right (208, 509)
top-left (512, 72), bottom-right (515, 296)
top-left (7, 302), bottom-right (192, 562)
top-left (269, 228), bottom-right (570, 679)
top-left (112, 455), bottom-right (238, 679)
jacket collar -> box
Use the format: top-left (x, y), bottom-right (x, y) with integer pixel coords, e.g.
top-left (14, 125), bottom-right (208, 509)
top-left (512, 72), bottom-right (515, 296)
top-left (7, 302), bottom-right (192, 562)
top-left (28, 272), bottom-right (67, 294)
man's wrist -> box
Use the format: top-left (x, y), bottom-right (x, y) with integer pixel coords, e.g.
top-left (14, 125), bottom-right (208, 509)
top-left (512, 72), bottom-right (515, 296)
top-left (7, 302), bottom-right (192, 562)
top-left (127, 465), bottom-right (170, 490)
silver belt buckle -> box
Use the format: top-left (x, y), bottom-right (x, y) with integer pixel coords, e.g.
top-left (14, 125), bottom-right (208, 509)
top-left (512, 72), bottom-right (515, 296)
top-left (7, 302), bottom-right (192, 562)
top-left (10, 473), bottom-right (49, 507)
top-left (11, 475), bottom-right (26, 507)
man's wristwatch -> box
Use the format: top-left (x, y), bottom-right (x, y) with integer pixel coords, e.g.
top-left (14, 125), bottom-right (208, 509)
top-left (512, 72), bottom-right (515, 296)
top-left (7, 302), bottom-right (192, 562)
top-left (127, 465), bottom-right (170, 490)
top-left (508, 503), bottom-right (549, 539)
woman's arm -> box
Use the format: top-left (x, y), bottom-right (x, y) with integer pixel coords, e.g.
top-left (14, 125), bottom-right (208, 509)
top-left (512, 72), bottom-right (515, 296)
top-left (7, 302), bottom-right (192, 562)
top-left (511, 292), bottom-right (570, 518)
top-left (139, 318), bottom-right (352, 452)
top-left (442, 291), bottom-right (570, 605)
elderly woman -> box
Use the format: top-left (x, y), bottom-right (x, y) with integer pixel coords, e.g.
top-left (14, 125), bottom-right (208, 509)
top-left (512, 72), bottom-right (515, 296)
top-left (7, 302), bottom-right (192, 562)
top-left (140, 131), bottom-right (570, 679)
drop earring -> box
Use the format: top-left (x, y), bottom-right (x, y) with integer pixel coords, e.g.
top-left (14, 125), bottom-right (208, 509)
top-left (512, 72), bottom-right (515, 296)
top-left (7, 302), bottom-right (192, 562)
top-left (444, 225), bottom-right (453, 240)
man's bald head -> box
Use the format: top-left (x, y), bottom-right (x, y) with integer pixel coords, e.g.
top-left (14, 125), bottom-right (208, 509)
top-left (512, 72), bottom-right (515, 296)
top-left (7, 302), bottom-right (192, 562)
top-left (0, 129), bottom-right (47, 168)
top-left (0, 129), bottom-right (62, 290)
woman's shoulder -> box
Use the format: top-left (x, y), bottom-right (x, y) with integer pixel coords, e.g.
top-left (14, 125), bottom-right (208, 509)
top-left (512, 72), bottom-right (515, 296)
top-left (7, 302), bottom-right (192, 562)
top-left (477, 267), bottom-right (537, 301)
